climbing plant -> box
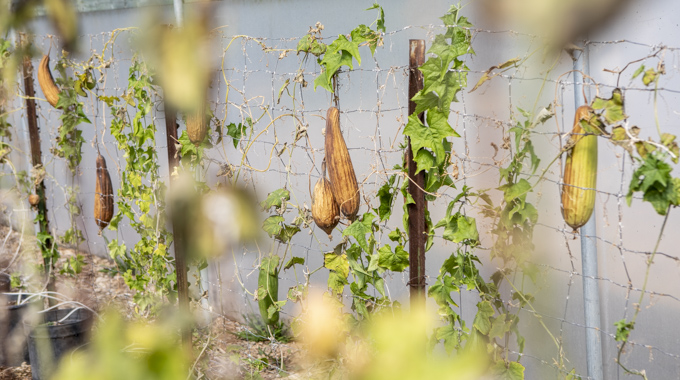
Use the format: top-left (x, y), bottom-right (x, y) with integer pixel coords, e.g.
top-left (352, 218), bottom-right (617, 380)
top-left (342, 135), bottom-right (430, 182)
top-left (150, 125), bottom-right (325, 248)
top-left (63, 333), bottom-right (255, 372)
top-left (104, 58), bottom-right (175, 313)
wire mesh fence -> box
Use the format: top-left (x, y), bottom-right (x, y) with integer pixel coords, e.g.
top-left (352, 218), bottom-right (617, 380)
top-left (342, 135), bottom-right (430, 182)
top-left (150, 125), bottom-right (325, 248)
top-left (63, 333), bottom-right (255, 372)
top-left (1, 7), bottom-right (680, 379)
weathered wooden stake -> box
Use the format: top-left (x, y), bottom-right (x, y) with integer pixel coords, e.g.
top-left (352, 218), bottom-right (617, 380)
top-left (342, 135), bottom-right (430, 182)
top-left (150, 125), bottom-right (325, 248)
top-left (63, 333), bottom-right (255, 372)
top-left (407, 40), bottom-right (427, 309)
top-left (19, 34), bottom-right (55, 301)
top-left (163, 96), bottom-right (191, 351)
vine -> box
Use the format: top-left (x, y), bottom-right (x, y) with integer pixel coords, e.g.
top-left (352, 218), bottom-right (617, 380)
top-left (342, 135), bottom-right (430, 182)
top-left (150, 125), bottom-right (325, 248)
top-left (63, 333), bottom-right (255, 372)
top-left (50, 51), bottom-right (96, 276)
top-left (597, 54), bottom-right (679, 379)
top-left (105, 58), bottom-right (175, 313)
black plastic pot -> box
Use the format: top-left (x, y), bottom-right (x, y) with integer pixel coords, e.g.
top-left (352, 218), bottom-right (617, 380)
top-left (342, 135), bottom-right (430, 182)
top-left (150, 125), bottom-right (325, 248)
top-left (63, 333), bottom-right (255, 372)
top-left (0, 293), bottom-right (43, 366)
top-left (0, 273), bottom-right (9, 292)
top-left (26, 308), bottom-right (93, 380)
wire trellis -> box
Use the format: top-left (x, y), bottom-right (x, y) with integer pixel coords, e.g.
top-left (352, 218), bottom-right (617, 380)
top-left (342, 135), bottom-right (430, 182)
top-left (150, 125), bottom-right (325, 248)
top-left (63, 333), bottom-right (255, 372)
top-left (1, 20), bottom-right (679, 379)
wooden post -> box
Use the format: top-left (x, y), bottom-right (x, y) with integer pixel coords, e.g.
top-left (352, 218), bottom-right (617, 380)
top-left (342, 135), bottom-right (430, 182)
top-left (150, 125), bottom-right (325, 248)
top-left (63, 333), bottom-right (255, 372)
top-left (163, 97), bottom-right (191, 350)
top-left (19, 34), bottom-right (55, 294)
top-left (407, 40), bottom-right (427, 309)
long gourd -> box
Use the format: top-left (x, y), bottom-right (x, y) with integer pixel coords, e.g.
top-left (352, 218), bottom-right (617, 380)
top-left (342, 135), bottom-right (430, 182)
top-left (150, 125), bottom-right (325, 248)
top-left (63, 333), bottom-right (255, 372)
top-left (561, 106), bottom-right (598, 230)
top-left (324, 107), bottom-right (360, 220)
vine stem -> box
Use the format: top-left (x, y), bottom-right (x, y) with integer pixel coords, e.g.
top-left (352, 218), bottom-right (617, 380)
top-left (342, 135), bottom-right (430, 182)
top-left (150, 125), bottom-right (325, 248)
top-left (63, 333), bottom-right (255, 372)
top-left (616, 206), bottom-right (671, 379)
top-left (501, 271), bottom-right (566, 370)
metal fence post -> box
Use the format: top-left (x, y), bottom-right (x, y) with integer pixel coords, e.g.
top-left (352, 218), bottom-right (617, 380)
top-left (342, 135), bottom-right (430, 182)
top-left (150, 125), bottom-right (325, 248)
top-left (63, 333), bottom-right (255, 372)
top-left (573, 42), bottom-right (604, 380)
top-left (173, 0), bottom-right (184, 27)
top-left (407, 40), bottom-right (426, 309)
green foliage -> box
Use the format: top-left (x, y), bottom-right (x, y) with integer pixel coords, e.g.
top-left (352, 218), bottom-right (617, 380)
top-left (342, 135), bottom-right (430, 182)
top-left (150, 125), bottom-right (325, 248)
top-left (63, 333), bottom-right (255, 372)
top-left (374, 174), bottom-right (398, 221)
top-left (492, 361), bottom-right (525, 380)
top-left (626, 153), bottom-right (680, 215)
top-left (377, 244), bottom-right (408, 272)
top-left (483, 107), bottom-right (547, 265)
top-left (10, 273), bottom-right (24, 290)
top-left (45, 55), bottom-right (91, 277)
top-left (365, 3), bottom-right (386, 33)
top-left (106, 58), bottom-right (175, 313)
top-left (261, 188), bottom-right (302, 243)
top-left (633, 64), bottom-right (662, 87)
top-left (35, 213), bottom-right (58, 271)
top-left (435, 196), bottom-right (479, 245)
top-left (427, 107), bottom-right (546, 376)
top-left (614, 319), bottom-right (635, 342)
top-left (401, 4), bottom-right (472, 252)
top-left (52, 53), bottom-right (90, 172)
top-left (59, 254), bottom-right (85, 276)
top-left (297, 34), bottom-right (327, 57)
top-left (225, 121), bottom-right (249, 148)
top-left (320, 211), bottom-right (397, 319)
top-left (591, 89), bottom-right (626, 126)
top-left (261, 188), bottom-right (290, 211)
top-left (302, 4), bottom-right (384, 92)
top-left (587, 86), bottom-right (680, 217)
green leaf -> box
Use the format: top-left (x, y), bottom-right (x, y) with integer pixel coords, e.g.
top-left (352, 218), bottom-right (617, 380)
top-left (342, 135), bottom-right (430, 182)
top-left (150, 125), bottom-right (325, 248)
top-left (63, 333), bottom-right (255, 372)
top-left (296, 34), bottom-right (312, 54)
top-left (376, 175), bottom-right (396, 221)
top-left (501, 178), bottom-right (531, 202)
top-left (377, 244), bottom-right (409, 272)
top-left (418, 56), bottom-right (446, 88)
top-left (365, 3), bottom-right (385, 32)
top-left (315, 35), bottom-right (360, 91)
top-left (472, 301), bottom-right (494, 335)
top-left (591, 88), bottom-right (626, 124)
top-left (611, 126), bottom-right (628, 141)
top-left (492, 361), bottom-right (525, 380)
top-left (283, 256), bottom-right (305, 271)
top-left (428, 275), bottom-right (458, 308)
top-left (277, 224), bottom-right (300, 243)
top-left (350, 25), bottom-right (381, 55)
top-left (107, 239), bottom-right (127, 260)
top-left (642, 68), bottom-right (658, 86)
top-left (411, 88), bottom-right (440, 115)
top-left (226, 122), bottom-right (246, 149)
top-left (626, 154), bottom-right (677, 214)
top-left (262, 215), bottom-right (284, 237)
top-left (268, 303), bottom-right (280, 319)
top-left (429, 70), bottom-right (467, 113)
top-left (98, 95), bottom-right (119, 107)
top-left (261, 255), bottom-right (280, 275)
top-left (403, 112), bottom-right (457, 166)
top-left (324, 251), bottom-right (350, 278)
top-left (310, 40), bottom-right (327, 56)
top-left (313, 69), bottom-right (333, 93)
top-left (436, 214), bottom-right (479, 244)
top-left (388, 228), bottom-right (403, 242)
top-left (261, 188), bottom-right (290, 211)
top-left (614, 319), bottom-right (635, 342)
top-left (489, 314), bottom-right (512, 339)
top-left (632, 64), bottom-right (645, 79)
top-left (413, 149), bottom-right (436, 174)
top-left (436, 324), bottom-right (460, 354)
top-left (342, 212), bottom-right (376, 253)
top-left (287, 284), bottom-right (307, 302)
top-left (428, 35), bottom-right (459, 78)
